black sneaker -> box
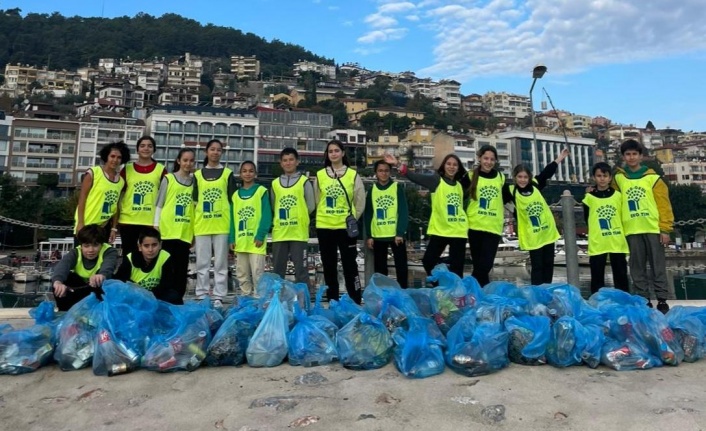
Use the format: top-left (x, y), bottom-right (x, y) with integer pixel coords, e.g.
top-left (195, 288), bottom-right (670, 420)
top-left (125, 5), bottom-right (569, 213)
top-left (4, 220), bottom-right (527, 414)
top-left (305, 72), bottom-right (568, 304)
top-left (646, 301), bottom-right (653, 309)
top-left (657, 300), bottom-right (670, 314)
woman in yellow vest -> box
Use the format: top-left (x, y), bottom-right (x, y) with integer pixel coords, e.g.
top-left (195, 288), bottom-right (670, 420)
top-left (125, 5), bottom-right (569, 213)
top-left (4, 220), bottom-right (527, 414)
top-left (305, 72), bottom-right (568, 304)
top-left (118, 136), bottom-right (166, 260)
top-left (153, 148), bottom-right (196, 303)
top-left (51, 224), bottom-right (119, 311)
top-left (230, 161), bottom-right (272, 296)
top-left (115, 227), bottom-right (179, 304)
top-left (74, 141), bottom-right (130, 244)
top-left (384, 153), bottom-right (469, 278)
top-left (465, 145), bottom-right (506, 287)
top-left (502, 148), bottom-right (569, 285)
top-left (315, 140), bottom-right (365, 304)
top-left (192, 139), bottom-right (237, 309)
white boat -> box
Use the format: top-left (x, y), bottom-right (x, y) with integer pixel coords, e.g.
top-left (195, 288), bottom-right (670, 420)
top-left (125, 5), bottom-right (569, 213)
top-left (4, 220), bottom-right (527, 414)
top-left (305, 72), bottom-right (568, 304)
top-left (554, 239), bottom-right (591, 266)
top-left (14, 266), bottom-right (39, 283)
top-left (494, 238), bottom-right (529, 266)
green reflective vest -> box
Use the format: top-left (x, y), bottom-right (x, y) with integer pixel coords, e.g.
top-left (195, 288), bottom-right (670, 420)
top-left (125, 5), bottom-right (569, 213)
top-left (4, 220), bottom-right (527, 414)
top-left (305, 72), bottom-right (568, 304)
top-left (465, 172), bottom-right (505, 235)
top-left (128, 250), bottom-right (170, 291)
top-left (428, 179), bottom-right (467, 238)
top-left (511, 181), bottom-right (560, 250)
top-left (232, 185), bottom-right (267, 255)
top-left (316, 168), bottom-right (356, 229)
top-left (74, 166), bottom-right (124, 233)
top-left (614, 174), bottom-right (661, 235)
top-left (370, 182), bottom-right (398, 238)
top-left (119, 162), bottom-right (164, 225)
top-left (194, 168), bottom-right (232, 236)
top-left (271, 175), bottom-right (310, 242)
top-left (159, 174), bottom-right (194, 243)
top-left (74, 243), bottom-right (110, 281)
top-left (584, 191), bottom-right (630, 255)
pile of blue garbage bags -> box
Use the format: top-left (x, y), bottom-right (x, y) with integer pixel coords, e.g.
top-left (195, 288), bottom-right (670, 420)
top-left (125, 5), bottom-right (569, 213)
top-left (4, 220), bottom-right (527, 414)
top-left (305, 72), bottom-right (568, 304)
top-left (2, 264), bottom-right (705, 378)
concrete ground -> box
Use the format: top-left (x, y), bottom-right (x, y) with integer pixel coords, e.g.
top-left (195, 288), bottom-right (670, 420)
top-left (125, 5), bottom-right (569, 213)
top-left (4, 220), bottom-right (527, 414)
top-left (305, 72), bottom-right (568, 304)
top-left (1, 302), bottom-right (706, 431)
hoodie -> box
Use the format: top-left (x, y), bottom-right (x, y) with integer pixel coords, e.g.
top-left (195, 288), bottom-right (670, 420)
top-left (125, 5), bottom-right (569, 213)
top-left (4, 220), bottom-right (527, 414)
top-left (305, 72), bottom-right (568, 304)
top-left (612, 165), bottom-right (674, 233)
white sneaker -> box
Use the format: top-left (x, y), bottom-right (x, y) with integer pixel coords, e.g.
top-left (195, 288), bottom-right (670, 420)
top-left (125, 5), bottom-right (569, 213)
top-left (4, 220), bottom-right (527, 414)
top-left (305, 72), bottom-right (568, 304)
top-left (213, 299), bottom-right (223, 309)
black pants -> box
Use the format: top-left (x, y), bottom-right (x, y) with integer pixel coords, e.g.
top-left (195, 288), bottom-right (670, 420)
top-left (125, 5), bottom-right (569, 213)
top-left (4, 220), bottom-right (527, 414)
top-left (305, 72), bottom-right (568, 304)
top-left (589, 253), bottom-right (629, 294)
top-left (422, 235), bottom-right (466, 278)
top-left (317, 228), bottom-right (361, 303)
top-left (119, 224), bottom-right (150, 259)
top-left (161, 239), bottom-right (191, 302)
top-left (467, 229), bottom-right (501, 287)
top-left (372, 239), bottom-right (408, 288)
top-left (53, 272), bottom-right (96, 312)
top-left (529, 243), bottom-right (555, 285)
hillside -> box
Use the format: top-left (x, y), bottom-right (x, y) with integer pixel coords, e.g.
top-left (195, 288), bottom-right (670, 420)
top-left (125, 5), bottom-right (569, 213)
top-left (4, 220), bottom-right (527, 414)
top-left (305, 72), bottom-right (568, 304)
top-left (0, 8), bottom-right (333, 77)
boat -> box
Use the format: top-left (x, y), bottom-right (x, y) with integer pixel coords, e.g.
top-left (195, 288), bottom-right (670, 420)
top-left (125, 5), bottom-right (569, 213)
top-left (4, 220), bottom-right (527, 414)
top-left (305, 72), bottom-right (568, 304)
top-left (554, 239), bottom-right (590, 266)
top-left (494, 238), bottom-right (529, 266)
top-left (14, 266), bottom-right (39, 283)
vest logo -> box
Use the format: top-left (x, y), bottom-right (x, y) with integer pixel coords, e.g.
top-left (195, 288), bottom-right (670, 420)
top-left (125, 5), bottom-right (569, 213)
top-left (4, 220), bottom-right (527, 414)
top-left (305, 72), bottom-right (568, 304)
top-left (202, 188), bottom-right (222, 213)
top-left (324, 183), bottom-right (344, 208)
top-left (132, 181), bottom-right (155, 206)
top-left (139, 277), bottom-right (159, 291)
top-left (626, 187), bottom-right (647, 212)
top-left (478, 185), bottom-right (499, 210)
top-left (375, 194), bottom-right (395, 220)
top-left (175, 192), bottom-right (191, 217)
top-left (237, 205), bottom-right (255, 232)
top-left (526, 202), bottom-right (545, 228)
top-left (596, 204), bottom-right (618, 231)
top-left (278, 195), bottom-right (297, 220)
top-left (446, 193), bottom-right (462, 217)
top-left (102, 190), bottom-right (119, 214)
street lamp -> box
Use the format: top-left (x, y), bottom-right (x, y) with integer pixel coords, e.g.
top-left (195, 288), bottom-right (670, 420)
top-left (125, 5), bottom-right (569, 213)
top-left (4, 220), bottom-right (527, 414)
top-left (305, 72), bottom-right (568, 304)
top-left (529, 64), bottom-right (547, 175)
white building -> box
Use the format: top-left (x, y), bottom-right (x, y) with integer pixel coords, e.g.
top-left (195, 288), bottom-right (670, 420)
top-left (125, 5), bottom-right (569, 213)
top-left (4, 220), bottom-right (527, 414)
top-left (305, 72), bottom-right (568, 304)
top-left (663, 160), bottom-right (706, 193)
top-left (166, 53), bottom-right (202, 93)
top-left (293, 60), bottom-right (336, 80)
top-left (230, 55), bottom-right (260, 79)
top-left (471, 133), bottom-right (513, 172)
top-left (483, 92), bottom-right (531, 120)
top-left (0, 112), bottom-right (13, 174)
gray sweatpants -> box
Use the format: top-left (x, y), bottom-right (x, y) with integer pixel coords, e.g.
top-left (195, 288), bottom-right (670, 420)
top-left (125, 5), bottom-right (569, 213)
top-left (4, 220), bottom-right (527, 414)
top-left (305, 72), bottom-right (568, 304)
top-left (271, 241), bottom-right (309, 285)
top-left (194, 234), bottom-right (230, 300)
top-left (626, 233), bottom-right (668, 300)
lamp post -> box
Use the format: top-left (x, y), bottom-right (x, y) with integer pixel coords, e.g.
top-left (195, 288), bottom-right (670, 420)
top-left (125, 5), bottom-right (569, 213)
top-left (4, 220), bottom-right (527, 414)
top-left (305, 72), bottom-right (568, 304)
top-left (529, 64), bottom-right (547, 175)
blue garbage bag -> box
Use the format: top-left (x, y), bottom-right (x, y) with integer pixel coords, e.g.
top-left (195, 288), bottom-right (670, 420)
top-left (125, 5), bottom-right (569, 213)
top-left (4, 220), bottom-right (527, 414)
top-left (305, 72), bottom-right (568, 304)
top-left (547, 283), bottom-right (603, 326)
top-left (336, 312), bottom-right (392, 370)
top-left (392, 317), bottom-right (445, 378)
top-left (0, 324), bottom-right (12, 336)
top-left (183, 297), bottom-right (224, 335)
top-left (54, 293), bottom-right (102, 371)
top-left (247, 286), bottom-right (289, 367)
top-left (142, 302), bottom-right (212, 372)
top-left (476, 294), bottom-right (528, 324)
top-left (310, 285), bottom-right (338, 327)
top-left (483, 280), bottom-right (518, 297)
top-left (588, 287), bottom-right (649, 310)
top-left (289, 304), bottom-right (337, 367)
top-left (330, 294), bottom-right (364, 328)
top-left (30, 300), bottom-right (63, 346)
top-left (206, 306), bottom-right (263, 367)
top-left (510, 286), bottom-right (554, 317)
top-left (0, 324), bottom-right (54, 375)
top-left (429, 265), bottom-right (479, 333)
top-left (362, 273), bottom-right (403, 317)
top-left (667, 306), bottom-right (706, 363)
top-left (407, 288), bottom-right (434, 318)
top-left (257, 274), bottom-right (309, 326)
top-left (504, 315), bottom-right (551, 365)
top-left (601, 339), bottom-right (658, 371)
top-left (377, 292), bottom-right (422, 332)
top-left (546, 316), bottom-right (604, 368)
top-left (446, 319), bottom-right (509, 377)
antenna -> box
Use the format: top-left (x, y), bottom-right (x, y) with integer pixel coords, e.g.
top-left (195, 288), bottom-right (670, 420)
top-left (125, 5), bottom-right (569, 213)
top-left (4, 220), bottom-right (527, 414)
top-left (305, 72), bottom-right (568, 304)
top-left (542, 87), bottom-right (577, 183)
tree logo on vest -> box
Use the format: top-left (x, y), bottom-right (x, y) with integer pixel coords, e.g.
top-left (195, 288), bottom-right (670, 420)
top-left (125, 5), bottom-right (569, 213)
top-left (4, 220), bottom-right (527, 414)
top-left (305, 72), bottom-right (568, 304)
top-left (139, 277), bottom-right (159, 291)
top-left (102, 190), bottom-right (119, 215)
top-left (278, 195), bottom-right (297, 220)
top-left (174, 192), bottom-right (191, 221)
top-left (596, 204), bottom-right (619, 233)
top-left (375, 194), bottom-right (395, 220)
top-left (132, 181), bottom-right (155, 208)
top-left (202, 188), bottom-right (222, 216)
top-left (526, 202), bottom-right (545, 229)
top-left (237, 206), bottom-right (256, 234)
top-left (478, 186), bottom-right (499, 214)
top-left (626, 187), bottom-right (648, 218)
top-left (324, 183), bottom-right (345, 214)
top-left (446, 193), bottom-right (462, 221)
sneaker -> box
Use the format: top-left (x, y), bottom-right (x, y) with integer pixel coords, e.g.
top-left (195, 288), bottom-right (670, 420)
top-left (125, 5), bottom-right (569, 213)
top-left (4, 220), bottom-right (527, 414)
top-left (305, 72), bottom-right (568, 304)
top-left (213, 299), bottom-right (224, 310)
top-left (656, 300), bottom-right (670, 314)
top-left (646, 301), bottom-right (653, 309)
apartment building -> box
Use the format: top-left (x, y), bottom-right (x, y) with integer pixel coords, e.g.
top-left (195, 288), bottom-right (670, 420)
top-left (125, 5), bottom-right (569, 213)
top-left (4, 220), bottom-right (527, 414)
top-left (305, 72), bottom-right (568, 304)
top-left (328, 129), bottom-right (367, 168)
top-left (166, 52), bottom-right (202, 93)
top-left (293, 60), bottom-right (336, 80)
top-left (35, 68), bottom-right (82, 96)
top-left (9, 111), bottom-right (79, 186)
top-left (663, 161), bottom-right (706, 192)
top-left (230, 55), bottom-right (260, 80)
top-left (76, 113), bottom-right (145, 183)
top-left (431, 80), bottom-right (462, 111)
top-left (146, 105), bottom-right (258, 172)
top-left (366, 130), bottom-right (400, 166)
top-left (97, 82), bottom-right (146, 109)
top-left (1, 64), bottom-right (38, 96)
top-left (483, 92), bottom-right (531, 120)
top-left (472, 134), bottom-right (513, 172)
top-left (400, 124), bottom-right (436, 171)
top-left (257, 108), bottom-right (333, 177)
top-left (0, 112), bottom-right (12, 174)
top-left (157, 88), bottom-right (200, 106)
top-left (497, 130), bottom-right (596, 183)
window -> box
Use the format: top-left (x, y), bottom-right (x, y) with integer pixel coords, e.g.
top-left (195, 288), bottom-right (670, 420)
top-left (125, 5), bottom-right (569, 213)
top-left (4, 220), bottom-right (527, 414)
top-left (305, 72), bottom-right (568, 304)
top-left (62, 144), bottom-right (75, 155)
top-left (79, 156), bottom-right (94, 166)
top-left (82, 129), bottom-right (96, 139)
top-left (60, 158), bottom-right (73, 169)
top-left (12, 142), bottom-right (27, 152)
top-left (243, 137), bottom-right (254, 149)
top-left (199, 123), bottom-right (213, 134)
top-left (243, 125), bottom-right (255, 136)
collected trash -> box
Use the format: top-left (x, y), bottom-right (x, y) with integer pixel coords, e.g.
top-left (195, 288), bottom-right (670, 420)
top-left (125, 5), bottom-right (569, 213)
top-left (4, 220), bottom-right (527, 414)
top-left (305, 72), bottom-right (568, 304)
top-left (288, 304), bottom-right (338, 367)
top-left (0, 324), bottom-right (54, 375)
top-left (206, 306), bottom-right (263, 367)
top-left (54, 294), bottom-right (102, 371)
top-left (246, 286), bottom-right (289, 367)
top-left (336, 312), bottom-right (392, 370)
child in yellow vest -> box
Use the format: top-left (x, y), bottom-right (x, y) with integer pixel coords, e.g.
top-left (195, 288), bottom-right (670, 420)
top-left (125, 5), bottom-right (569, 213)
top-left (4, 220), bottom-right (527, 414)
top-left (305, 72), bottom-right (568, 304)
top-left (115, 227), bottom-right (179, 304)
top-left (612, 139), bottom-right (674, 313)
top-left (230, 161), bottom-right (272, 296)
top-left (502, 149), bottom-right (569, 285)
top-left (51, 224), bottom-right (119, 311)
top-left (582, 162), bottom-right (629, 294)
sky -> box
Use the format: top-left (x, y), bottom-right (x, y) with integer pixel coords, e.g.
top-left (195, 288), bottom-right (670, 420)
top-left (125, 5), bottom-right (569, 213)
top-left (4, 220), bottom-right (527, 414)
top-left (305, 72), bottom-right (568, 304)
top-left (4, 0), bottom-right (706, 132)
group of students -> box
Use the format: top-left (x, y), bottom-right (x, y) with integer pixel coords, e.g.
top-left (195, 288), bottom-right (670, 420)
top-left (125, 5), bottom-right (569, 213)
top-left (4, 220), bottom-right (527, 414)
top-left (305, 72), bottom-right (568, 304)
top-left (51, 135), bottom-right (674, 314)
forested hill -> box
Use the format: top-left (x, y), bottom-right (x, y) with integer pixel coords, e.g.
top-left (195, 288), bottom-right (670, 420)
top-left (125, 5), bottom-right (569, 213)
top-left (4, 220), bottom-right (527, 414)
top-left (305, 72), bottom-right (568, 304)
top-left (0, 8), bottom-right (333, 77)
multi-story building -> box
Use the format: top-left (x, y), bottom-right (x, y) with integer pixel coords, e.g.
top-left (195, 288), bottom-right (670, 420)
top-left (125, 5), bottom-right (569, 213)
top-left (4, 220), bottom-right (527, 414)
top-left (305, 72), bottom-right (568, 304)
top-left (0, 111), bottom-right (13, 174)
top-left (462, 94), bottom-right (485, 115)
top-left (328, 129), bottom-right (367, 168)
top-left (9, 109), bottom-right (79, 187)
top-left (166, 52), bottom-right (202, 93)
top-left (257, 108), bottom-right (333, 178)
top-left (471, 133), bottom-right (513, 173)
top-left (483, 92), bottom-right (531, 120)
top-left (348, 107), bottom-right (424, 126)
top-left (1, 64), bottom-right (39, 96)
top-left (431, 80), bottom-right (461, 111)
top-left (496, 130), bottom-right (596, 183)
top-left (399, 124), bottom-right (436, 171)
top-left (76, 113), bottom-right (146, 184)
top-left (293, 60), bottom-right (336, 80)
top-left (97, 82), bottom-right (146, 110)
top-left (663, 161), bottom-right (706, 192)
top-left (366, 130), bottom-right (400, 166)
top-left (146, 105), bottom-right (258, 172)
top-left (230, 55), bottom-right (260, 80)
top-left (563, 114), bottom-right (593, 135)
top-left (157, 88), bottom-right (200, 106)
top-left (450, 133), bottom-right (475, 170)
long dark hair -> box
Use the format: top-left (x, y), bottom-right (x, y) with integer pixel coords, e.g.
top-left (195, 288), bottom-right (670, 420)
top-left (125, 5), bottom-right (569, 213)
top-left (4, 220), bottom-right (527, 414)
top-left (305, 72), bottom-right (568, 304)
top-left (469, 145), bottom-right (498, 200)
top-left (203, 139), bottom-right (223, 167)
top-left (172, 148), bottom-right (195, 173)
top-left (323, 139), bottom-right (351, 168)
top-left (512, 164), bottom-right (533, 182)
top-left (136, 135), bottom-right (156, 153)
top-left (437, 154), bottom-right (466, 181)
